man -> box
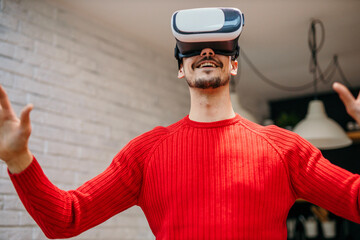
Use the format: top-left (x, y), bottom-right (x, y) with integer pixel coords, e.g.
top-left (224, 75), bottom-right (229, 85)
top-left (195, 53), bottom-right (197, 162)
top-left (0, 7), bottom-right (360, 240)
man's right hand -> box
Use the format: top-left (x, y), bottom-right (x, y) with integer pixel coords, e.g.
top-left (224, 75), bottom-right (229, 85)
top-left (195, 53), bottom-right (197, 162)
top-left (0, 85), bottom-right (33, 173)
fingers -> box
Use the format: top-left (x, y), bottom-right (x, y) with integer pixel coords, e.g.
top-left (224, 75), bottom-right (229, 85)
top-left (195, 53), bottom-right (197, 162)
top-left (333, 82), bottom-right (360, 125)
top-left (332, 82), bottom-right (355, 108)
top-left (20, 104), bottom-right (33, 130)
top-left (0, 85), bottom-right (13, 112)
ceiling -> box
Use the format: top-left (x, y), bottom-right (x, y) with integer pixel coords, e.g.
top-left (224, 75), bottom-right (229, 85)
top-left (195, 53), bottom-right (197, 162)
top-left (49, 0), bottom-right (360, 103)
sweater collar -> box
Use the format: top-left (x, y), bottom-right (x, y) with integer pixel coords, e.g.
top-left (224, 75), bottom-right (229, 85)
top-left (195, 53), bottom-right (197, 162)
top-left (184, 114), bottom-right (242, 128)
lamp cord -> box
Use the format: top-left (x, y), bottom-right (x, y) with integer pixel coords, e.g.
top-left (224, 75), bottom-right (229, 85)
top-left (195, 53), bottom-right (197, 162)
top-left (309, 20), bottom-right (321, 99)
top-left (239, 19), bottom-right (353, 92)
top-left (240, 49), bottom-right (314, 91)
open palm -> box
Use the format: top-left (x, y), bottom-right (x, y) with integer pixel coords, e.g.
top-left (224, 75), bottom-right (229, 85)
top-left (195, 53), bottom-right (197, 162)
top-left (0, 85), bottom-right (33, 172)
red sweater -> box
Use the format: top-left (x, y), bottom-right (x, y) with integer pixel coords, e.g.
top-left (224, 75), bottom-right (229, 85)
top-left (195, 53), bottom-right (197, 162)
top-left (9, 114), bottom-right (360, 239)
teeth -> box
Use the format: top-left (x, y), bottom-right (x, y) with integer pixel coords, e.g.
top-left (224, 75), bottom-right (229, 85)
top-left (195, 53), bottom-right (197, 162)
top-left (199, 63), bottom-right (216, 68)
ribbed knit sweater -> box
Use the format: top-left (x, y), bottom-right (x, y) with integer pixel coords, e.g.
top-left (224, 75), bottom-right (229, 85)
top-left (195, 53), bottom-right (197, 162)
top-left (9, 114), bottom-right (360, 239)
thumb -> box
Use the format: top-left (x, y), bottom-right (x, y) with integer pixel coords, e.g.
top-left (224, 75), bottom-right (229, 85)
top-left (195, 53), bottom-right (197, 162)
top-left (332, 82), bottom-right (355, 107)
top-left (20, 104), bottom-right (33, 130)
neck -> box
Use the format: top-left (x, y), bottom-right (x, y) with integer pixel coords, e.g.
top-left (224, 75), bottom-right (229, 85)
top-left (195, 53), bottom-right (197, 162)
top-left (188, 84), bottom-right (235, 122)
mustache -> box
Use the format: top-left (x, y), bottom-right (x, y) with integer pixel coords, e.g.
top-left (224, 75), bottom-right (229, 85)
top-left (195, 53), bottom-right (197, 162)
top-left (191, 56), bottom-right (223, 70)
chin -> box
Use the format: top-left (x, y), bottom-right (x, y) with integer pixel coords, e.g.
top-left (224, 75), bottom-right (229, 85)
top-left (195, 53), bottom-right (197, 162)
top-left (188, 76), bottom-right (229, 89)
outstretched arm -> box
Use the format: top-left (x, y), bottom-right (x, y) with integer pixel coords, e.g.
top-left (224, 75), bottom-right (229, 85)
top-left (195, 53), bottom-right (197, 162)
top-left (0, 85), bottom-right (33, 173)
top-left (1, 85), bottom-right (154, 238)
top-left (264, 126), bottom-right (360, 224)
top-left (333, 82), bottom-right (360, 125)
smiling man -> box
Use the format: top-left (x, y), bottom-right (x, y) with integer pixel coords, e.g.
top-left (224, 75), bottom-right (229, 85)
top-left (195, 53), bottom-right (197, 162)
top-left (178, 47), bottom-right (238, 122)
top-left (179, 48), bottom-right (236, 89)
top-left (0, 7), bottom-right (360, 240)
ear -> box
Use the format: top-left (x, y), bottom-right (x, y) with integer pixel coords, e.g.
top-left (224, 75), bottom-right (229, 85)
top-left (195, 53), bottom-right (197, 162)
top-left (178, 64), bottom-right (185, 79)
top-left (230, 60), bottom-right (238, 76)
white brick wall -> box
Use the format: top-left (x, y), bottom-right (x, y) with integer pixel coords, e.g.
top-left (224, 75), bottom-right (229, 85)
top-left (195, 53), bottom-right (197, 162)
top-left (0, 0), bottom-right (190, 239)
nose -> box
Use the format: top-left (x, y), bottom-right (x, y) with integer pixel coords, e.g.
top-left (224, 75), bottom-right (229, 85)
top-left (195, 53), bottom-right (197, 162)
top-left (200, 48), bottom-right (215, 57)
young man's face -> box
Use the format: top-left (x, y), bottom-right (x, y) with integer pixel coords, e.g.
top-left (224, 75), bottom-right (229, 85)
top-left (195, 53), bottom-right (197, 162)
top-left (178, 48), bottom-right (238, 89)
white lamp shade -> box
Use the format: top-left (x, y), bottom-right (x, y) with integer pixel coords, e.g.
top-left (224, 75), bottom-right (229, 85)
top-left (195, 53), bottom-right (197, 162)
top-left (230, 93), bottom-right (258, 123)
top-left (293, 100), bottom-right (352, 150)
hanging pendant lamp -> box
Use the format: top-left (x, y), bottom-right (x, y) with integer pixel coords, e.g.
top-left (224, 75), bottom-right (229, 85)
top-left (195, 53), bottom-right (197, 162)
top-left (293, 19), bottom-right (352, 150)
top-left (293, 100), bottom-right (352, 150)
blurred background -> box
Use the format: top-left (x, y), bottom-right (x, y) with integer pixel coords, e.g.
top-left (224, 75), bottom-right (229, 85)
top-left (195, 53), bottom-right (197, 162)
top-left (0, 0), bottom-right (359, 239)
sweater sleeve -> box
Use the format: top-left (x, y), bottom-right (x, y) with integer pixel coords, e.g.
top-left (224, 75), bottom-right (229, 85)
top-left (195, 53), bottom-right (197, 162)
top-left (8, 127), bottom-right (167, 239)
top-left (263, 126), bottom-right (360, 224)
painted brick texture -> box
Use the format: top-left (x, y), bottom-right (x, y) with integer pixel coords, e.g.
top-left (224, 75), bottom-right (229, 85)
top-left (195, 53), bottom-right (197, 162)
top-left (0, 0), bottom-right (189, 239)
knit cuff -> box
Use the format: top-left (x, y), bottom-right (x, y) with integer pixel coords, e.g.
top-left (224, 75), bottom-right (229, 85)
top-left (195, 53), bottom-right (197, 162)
top-left (8, 156), bottom-right (47, 195)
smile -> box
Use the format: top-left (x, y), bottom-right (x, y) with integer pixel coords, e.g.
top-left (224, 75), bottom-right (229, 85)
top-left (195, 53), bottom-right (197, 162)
top-left (198, 62), bottom-right (217, 68)
top-left (195, 61), bottom-right (220, 69)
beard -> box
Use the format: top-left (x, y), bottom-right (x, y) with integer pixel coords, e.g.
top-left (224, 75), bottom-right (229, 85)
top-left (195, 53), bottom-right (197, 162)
top-left (185, 55), bottom-right (230, 89)
top-left (186, 75), bottom-right (230, 89)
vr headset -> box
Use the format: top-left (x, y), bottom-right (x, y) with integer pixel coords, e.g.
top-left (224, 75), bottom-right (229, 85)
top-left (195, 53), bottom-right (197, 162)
top-left (171, 7), bottom-right (245, 65)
